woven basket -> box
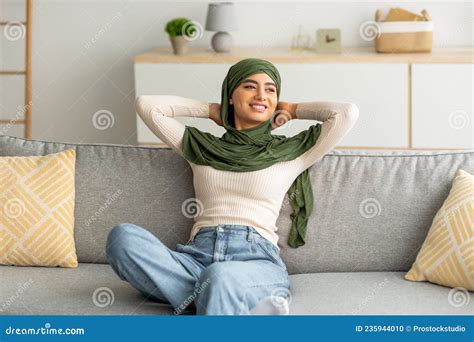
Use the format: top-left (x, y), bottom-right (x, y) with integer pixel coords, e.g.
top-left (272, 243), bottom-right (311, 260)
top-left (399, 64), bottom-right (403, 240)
top-left (374, 10), bottom-right (433, 53)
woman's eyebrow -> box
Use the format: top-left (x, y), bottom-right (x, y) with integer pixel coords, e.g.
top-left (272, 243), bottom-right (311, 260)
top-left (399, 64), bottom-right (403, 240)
top-left (243, 79), bottom-right (276, 87)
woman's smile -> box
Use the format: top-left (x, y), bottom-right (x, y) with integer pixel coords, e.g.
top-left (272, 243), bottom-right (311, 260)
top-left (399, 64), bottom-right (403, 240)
top-left (249, 104), bottom-right (267, 113)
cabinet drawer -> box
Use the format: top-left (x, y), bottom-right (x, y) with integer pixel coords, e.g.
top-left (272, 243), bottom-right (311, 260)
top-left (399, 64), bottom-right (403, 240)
top-left (275, 63), bottom-right (408, 147)
top-left (412, 64), bottom-right (473, 149)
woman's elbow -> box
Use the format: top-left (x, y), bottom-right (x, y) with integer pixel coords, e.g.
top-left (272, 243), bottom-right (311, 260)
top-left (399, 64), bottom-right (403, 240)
top-left (135, 96), bottom-right (159, 120)
top-left (134, 96), bottom-right (147, 114)
top-left (344, 103), bottom-right (359, 125)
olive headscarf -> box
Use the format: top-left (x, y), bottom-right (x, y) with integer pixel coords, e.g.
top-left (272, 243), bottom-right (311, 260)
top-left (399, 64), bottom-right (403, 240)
top-left (181, 58), bottom-right (322, 247)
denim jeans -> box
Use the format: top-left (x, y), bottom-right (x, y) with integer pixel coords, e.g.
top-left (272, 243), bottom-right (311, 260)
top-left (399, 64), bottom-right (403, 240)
top-left (105, 223), bottom-right (291, 315)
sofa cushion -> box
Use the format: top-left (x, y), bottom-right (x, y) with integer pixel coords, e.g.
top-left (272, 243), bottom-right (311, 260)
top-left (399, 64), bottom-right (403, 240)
top-left (0, 264), bottom-right (183, 315)
top-left (288, 272), bottom-right (474, 315)
top-left (405, 169), bottom-right (474, 290)
top-left (1, 135), bottom-right (473, 275)
top-left (0, 149), bottom-right (78, 267)
top-left (1, 264), bottom-right (472, 315)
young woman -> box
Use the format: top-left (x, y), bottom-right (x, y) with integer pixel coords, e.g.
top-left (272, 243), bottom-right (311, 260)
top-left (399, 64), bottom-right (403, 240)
top-left (106, 58), bottom-right (359, 315)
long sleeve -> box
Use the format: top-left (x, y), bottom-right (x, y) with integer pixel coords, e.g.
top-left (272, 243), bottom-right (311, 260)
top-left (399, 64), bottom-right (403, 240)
top-left (293, 101), bottom-right (359, 173)
top-left (135, 95), bottom-right (209, 157)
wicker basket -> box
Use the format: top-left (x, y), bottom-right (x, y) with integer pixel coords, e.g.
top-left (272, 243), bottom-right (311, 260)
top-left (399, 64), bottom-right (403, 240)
top-left (374, 9), bottom-right (433, 53)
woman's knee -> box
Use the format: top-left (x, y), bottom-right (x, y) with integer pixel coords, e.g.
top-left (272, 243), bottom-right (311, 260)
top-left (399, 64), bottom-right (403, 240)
top-left (106, 223), bottom-right (143, 260)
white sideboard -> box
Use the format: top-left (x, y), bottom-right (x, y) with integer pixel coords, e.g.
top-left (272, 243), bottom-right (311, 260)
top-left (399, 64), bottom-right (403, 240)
top-left (134, 47), bottom-right (473, 150)
top-left (412, 64), bottom-right (473, 149)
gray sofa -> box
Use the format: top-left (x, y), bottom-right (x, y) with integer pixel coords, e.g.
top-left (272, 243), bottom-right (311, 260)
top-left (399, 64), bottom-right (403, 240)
top-left (1, 134), bottom-right (473, 315)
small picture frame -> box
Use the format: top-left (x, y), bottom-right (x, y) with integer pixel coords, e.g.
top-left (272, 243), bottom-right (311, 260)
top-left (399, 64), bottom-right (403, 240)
top-left (316, 29), bottom-right (341, 53)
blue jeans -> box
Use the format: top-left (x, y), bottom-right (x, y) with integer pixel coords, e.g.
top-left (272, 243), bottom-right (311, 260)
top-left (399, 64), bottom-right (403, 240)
top-left (105, 223), bottom-right (291, 315)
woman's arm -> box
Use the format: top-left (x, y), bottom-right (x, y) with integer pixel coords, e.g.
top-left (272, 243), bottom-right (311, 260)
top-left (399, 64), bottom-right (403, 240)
top-left (135, 95), bottom-right (210, 157)
top-left (283, 101), bottom-right (359, 172)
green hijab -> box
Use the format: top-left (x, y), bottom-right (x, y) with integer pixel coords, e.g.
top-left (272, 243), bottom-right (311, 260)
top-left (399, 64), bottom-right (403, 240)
top-left (181, 58), bottom-right (322, 247)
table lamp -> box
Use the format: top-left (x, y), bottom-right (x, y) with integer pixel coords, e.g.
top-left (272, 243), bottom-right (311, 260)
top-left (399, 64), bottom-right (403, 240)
top-left (205, 2), bottom-right (238, 53)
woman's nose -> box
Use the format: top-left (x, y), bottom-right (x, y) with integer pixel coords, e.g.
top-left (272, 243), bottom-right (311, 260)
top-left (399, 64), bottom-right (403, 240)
top-left (255, 89), bottom-right (266, 100)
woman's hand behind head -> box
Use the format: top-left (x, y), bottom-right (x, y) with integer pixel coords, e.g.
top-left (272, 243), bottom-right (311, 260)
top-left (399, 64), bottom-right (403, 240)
top-left (272, 102), bottom-right (295, 130)
top-left (209, 103), bottom-right (224, 127)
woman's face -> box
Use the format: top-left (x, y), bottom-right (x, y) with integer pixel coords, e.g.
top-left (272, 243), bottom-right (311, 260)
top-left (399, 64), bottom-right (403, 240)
top-left (230, 72), bottom-right (278, 130)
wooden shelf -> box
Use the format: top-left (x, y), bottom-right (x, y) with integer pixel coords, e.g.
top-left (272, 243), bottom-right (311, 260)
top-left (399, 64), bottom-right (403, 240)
top-left (0, 120), bottom-right (25, 124)
top-left (0, 21), bottom-right (27, 26)
top-left (134, 46), bottom-right (473, 64)
top-left (0, 70), bottom-right (26, 75)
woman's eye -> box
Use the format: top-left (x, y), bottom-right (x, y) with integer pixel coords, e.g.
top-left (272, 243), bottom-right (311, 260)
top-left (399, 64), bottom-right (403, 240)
top-left (244, 85), bottom-right (275, 92)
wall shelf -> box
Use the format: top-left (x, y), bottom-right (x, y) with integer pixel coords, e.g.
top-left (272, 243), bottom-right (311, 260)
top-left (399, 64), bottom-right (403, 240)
top-left (135, 46), bottom-right (473, 65)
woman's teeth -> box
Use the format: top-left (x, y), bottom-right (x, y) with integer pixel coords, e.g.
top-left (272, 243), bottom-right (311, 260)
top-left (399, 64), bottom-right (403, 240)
top-left (250, 104), bottom-right (266, 112)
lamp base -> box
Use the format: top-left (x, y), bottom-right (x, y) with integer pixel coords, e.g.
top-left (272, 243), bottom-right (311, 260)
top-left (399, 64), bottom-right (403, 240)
top-left (211, 32), bottom-right (233, 53)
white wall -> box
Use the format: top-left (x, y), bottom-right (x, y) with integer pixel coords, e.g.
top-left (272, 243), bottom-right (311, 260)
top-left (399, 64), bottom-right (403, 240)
top-left (0, 0), bottom-right (472, 144)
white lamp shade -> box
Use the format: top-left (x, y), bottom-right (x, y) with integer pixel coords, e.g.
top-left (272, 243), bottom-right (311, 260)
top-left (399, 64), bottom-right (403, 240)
top-left (205, 2), bottom-right (238, 32)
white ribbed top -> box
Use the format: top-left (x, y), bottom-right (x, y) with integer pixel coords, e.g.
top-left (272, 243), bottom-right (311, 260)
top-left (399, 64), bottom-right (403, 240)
top-left (135, 95), bottom-right (359, 249)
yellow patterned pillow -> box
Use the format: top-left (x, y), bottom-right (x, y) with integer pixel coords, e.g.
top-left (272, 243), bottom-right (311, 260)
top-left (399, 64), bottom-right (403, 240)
top-left (0, 149), bottom-right (77, 267)
top-left (405, 169), bottom-right (473, 291)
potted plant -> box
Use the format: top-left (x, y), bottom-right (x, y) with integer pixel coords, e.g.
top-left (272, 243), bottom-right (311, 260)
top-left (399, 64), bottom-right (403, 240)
top-left (165, 18), bottom-right (197, 55)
